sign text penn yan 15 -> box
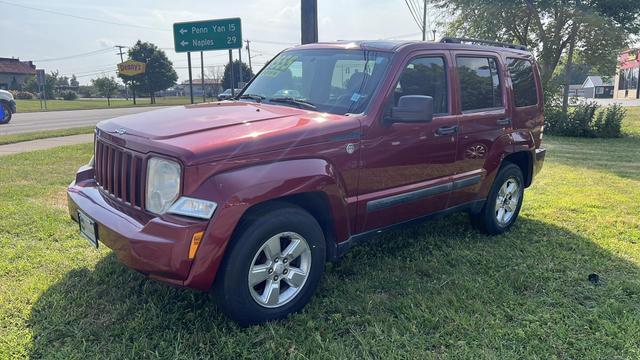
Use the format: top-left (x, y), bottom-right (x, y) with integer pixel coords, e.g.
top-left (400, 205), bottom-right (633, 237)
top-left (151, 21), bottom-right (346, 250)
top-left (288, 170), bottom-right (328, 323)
top-left (173, 18), bottom-right (242, 53)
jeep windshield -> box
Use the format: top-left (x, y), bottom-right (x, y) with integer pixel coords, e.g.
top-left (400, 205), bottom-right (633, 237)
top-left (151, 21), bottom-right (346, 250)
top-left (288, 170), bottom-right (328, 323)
top-left (240, 49), bottom-right (392, 115)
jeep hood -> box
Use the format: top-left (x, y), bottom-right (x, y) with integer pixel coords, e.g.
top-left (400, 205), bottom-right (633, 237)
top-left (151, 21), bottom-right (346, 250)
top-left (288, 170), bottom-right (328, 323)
top-left (97, 101), bottom-right (360, 165)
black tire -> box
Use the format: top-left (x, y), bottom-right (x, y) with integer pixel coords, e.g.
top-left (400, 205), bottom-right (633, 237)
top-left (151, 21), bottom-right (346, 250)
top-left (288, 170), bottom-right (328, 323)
top-left (214, 203), bottom-right (326, 326)
top-left (0, 102), bottom-right (11, 124)
top-left (470, 163), bottom-right (524, 235)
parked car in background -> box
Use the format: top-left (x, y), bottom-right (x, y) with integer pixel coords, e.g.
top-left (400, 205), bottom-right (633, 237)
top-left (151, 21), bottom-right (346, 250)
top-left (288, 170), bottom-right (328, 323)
top-left (68, 38), bottom-right (546, 325)
top-left (217, 88), bottom-right (242, 100)
top-left (0, 89), bottom-right (16, 124)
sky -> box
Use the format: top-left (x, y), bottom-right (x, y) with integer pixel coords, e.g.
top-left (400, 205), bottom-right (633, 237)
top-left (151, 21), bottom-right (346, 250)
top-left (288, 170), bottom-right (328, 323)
top-left (0, 0), bottom-right (442, 85)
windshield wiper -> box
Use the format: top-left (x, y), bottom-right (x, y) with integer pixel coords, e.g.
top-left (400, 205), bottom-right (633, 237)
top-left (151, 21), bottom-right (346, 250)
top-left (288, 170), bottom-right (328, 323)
top-left (268, 97), bottom-right (317, 110)
top-left (239, 94), bottom-right (265, 102)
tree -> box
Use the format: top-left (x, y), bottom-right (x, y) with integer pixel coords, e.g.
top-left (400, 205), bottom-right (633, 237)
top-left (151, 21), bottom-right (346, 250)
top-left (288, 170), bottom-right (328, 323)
top-left (78, 85), bottom-right (95, 98)
top-left (70, 75), bottom-right (79, 87)
top-left (438, 0), bottom-right (640, 112)
top-left (207, 66), bottom-right (225, 95)
top-left (24, 71), bottom-right (58, 99)
top-left (56, 76), bottom-right (69, 87)
top-left (118, 41), bottom-right (177, 104)
top-left (222, 60), bottom-right (254, 90)
top-left (92, 76), bottom-right (119, 106)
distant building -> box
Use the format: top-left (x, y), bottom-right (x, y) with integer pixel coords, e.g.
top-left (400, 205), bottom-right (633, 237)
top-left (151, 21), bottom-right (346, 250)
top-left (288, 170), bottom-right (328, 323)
top-left (179, 79), bottom-right (223, 98)
top-left (582, 76), bottom-right (614, 98)
top-left (567, 84), bottom-right (585, 98)
top-left (0, 58), bottom-right (36, 90)
top-left (614, 49), bottom-right (639, 99)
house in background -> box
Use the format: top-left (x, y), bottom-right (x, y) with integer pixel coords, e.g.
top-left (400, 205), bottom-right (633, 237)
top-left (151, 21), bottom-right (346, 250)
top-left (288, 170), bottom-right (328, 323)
top-left (582, 76), bottom-right (614, 98)
top-left (0, 58), bottom-right (36, 90)
top-left (179, 79), bottom-right (223, 98)
top-left (567, 84), bottom-right (585, 98)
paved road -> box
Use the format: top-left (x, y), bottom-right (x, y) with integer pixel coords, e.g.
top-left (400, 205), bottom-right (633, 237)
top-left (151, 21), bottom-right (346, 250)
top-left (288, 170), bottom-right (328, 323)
top-left (591, 98), bottom-right (640, 107)
top-left (0, 106), bottom-right (168, 135)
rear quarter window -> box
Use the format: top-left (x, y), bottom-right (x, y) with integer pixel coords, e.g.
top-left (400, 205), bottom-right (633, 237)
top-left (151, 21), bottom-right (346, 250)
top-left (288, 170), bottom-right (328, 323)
top-left (507, 58), bottom-right (538, 107)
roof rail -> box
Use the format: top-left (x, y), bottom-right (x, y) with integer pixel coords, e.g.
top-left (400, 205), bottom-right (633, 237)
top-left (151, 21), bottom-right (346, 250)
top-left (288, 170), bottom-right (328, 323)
top-left (440, 37), bottom-right (529, 51)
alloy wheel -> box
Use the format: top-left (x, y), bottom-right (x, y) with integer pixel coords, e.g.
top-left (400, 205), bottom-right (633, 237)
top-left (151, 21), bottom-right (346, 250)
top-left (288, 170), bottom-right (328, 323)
top-left (495, 176), bottom-right (521, 226)
top-left (248, 232), bottom-right (312, 308)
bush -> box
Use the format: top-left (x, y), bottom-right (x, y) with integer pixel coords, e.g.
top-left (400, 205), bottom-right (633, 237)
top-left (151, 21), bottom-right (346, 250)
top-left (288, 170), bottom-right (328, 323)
top-left (13, 91), bottom-right (35, 100)
top-left (545, 102), bottom-right (625, 138)
top-left (593, 104), bottom-right (625, 138)
top-left (60, 90), bottom-right (78, 101)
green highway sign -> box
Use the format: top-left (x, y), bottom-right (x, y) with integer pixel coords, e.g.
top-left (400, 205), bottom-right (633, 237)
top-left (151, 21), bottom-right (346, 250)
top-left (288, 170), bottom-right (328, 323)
top-left (173, 18), bottom-right (242, 53)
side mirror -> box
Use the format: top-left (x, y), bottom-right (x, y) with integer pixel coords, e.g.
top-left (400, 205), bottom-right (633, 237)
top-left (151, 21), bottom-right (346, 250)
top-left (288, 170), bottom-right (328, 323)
top-left (388, 95), bottom-right (434, 123)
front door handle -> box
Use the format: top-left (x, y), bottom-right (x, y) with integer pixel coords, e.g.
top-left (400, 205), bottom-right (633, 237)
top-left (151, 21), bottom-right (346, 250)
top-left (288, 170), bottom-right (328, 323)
top-left (497, 118), bottom-right (512, 126)
top-left (436, 125), bottom-right (458, 136)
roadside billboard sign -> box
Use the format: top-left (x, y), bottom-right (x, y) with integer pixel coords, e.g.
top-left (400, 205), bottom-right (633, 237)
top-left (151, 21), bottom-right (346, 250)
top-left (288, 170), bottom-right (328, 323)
top-left (173, 18), bottom-right (242, 53)
top-left (117, 60), bottom-right (146, 76)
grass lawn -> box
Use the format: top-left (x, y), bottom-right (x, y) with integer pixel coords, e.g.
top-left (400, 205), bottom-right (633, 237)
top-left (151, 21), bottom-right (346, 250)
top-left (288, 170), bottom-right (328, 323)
top-left (15, 96), bottom-right (198, 113)
top-left (1, 123), bottom-right (640, 358)
top-left (623, 106), bottom-right (640, 136)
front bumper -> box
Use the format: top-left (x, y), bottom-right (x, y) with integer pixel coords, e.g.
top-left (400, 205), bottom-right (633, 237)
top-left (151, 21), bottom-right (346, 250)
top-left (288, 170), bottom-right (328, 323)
top-left (67, 168), bottom-right (208, 286)
top-left (9, 99), bottom-right (16, 113)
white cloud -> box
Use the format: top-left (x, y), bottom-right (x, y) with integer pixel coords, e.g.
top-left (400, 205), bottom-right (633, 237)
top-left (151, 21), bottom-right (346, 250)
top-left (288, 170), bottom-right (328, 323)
top-left (97, 38), bottom-right (115, 48)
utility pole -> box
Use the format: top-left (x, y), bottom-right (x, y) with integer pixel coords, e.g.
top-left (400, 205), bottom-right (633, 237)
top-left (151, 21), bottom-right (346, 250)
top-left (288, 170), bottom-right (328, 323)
top-left (115, 45), bottom-right (126, 63)
top-left (421, 0), bottom-right (427, 41)
top-left (238, 48), bottom-right (243, 90)
top-left (115, 45), bottom-right (130, 101)
top-left (301, 0), bottom-right (318, 44)
top-left (245, 40), bottom-right (252, 73)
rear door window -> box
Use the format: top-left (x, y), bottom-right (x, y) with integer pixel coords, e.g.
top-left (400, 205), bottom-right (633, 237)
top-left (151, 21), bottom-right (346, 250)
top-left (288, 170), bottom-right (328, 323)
top-left (507, 58), bottom-right (538, 107)
top-left (394, 57), bottom-right (448, 114)
top-left (456, 56), bottom-right (503, 111)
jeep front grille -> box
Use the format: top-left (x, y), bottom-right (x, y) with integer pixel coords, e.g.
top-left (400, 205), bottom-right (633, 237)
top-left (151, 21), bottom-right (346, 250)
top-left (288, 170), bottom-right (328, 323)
top-left (94, 138), bottom-right (144, 209)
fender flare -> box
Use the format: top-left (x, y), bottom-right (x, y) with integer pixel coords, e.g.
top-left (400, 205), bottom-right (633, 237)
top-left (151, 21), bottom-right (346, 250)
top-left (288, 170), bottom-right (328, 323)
top-left (183, 158), bottom-right (351, 290)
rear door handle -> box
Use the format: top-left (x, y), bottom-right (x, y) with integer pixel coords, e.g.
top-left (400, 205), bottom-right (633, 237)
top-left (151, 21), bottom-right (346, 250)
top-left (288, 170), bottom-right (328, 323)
top-left (436, 125), bottom-right (458, 136)
top-left (497, 118), bottom-right (512, 126)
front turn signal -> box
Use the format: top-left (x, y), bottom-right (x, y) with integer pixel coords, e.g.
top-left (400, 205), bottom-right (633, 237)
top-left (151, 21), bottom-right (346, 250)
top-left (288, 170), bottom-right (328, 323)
top-left (189, 231), bottom-right (205, 260)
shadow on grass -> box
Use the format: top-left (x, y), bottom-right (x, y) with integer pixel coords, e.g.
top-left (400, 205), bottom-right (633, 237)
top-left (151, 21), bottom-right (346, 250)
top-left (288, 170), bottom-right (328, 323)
top-left (28, 216), bottom-right (640, 358)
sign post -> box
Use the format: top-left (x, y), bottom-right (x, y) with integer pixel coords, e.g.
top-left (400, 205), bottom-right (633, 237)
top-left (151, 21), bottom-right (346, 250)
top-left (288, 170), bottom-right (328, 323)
top-left (117, 60), bottom-right (146, 105)
top-left (173, 18), bottom-right (242, 102)
top-left (200, 51), bottom-right (206, 103)
top-left (187, 52), bottom-right (194, 104)
top-left (36, 69), bottom-right (46, 110)
top-left (229, 50), bottom-right (235, 97)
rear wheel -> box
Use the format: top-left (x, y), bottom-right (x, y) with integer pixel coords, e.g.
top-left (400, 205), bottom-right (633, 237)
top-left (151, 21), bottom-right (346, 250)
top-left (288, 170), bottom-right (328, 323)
top-left (214, 203), bottom-right (325, 326)
top-left (470, 163), bottom-right (524, 235)
top-left (0, 102), bottom-right (11, 124)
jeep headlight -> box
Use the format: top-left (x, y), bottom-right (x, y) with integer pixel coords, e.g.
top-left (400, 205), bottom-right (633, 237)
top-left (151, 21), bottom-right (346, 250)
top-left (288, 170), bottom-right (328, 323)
top-left (146, 157), bottom-right (181, 214)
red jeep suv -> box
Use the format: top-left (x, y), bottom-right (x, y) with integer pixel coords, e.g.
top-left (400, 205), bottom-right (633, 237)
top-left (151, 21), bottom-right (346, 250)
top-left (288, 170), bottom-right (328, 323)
top-left (68, 38), bottom-right (546, 325)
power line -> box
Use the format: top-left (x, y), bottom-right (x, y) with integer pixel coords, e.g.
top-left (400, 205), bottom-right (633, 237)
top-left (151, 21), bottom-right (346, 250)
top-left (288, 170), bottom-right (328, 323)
top-left (403, 0), bottom-right (423, 31)
top-left (0, 0), bottom-right (169, 31)
top-left (32, 48), bottom-right (113, 62)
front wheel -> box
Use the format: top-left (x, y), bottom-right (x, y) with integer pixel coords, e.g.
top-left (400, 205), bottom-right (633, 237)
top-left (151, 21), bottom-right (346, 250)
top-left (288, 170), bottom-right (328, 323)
top-left (470, 163), bottom-right (524, 235)
top-left (214, 203), bottom-right (326, 326)
top-left (0, 102), bottom-right (11, 124)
